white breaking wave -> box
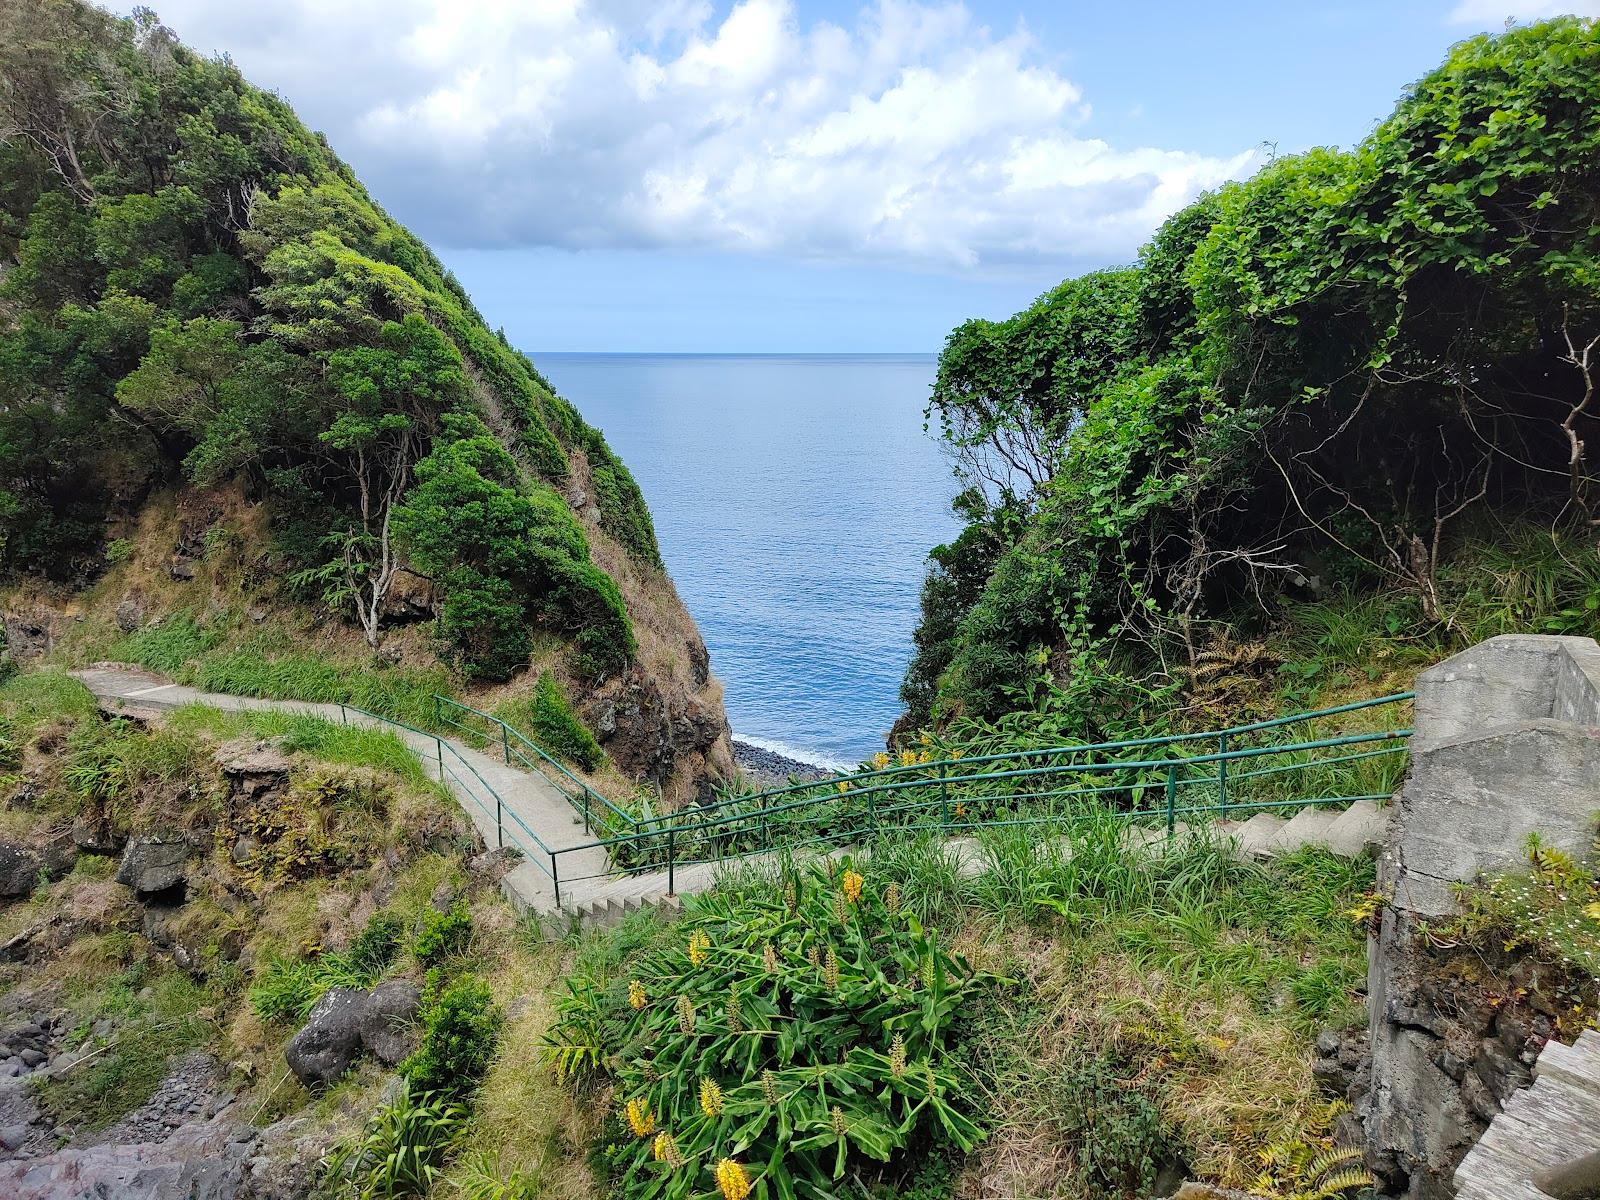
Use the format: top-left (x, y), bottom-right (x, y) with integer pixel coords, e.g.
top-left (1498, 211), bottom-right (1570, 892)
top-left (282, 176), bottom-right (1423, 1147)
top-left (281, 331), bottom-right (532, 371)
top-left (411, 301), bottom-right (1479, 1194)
top-left (733, 734), bottom-right (854, 774)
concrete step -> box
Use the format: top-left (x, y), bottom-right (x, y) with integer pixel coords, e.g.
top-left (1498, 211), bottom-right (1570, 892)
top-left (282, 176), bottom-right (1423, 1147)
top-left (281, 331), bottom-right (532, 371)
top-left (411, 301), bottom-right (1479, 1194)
top-left (1232, 812), bottom-right (1287, 858)
top-left (1267, 805), bottom-right (1341, 854)
top-left (1322, 799), bottom-right (1388, 857)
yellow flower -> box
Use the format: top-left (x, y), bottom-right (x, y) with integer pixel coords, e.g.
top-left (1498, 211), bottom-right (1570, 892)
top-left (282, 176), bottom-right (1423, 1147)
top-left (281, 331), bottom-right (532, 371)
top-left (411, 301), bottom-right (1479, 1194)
top-left (1584, 901), bottom-right (1600, 923)
top-left (688, 931), bottom-right (710, 967)
top-left (899, 750), bottom-right (917, 767)
top-left (836, 781), bottom-right (849, 793)
top-left (950, 749), bottom-right (964, 760)
top-left (952, 802), bottom-right (968, 820)
top-left (884, 882), bottom-right (901, 915)
top-left (918, 732), bottom-right (932, 747)
top-left (889, 1033), bottom-right (906, 1077)
top-left (652, 1131), bottom-right (684, 1168)
top-left (762, 941), bottom-right (778, 973)
top-left (628, 980), bottom-right (647, 1010)
top-left (761, 1070), bottom-right (779, 1105)
top-left (841, 869), bottom-right (864, 905)
top-left (871, 752), bottom-right (890, 770)
top-left (830, 1105), bottom-right (847, 1138)
top-left (624, 1097), bottom-right (654, 1137)
top-left (676, 994), bottom-right (695, 1034)
top-left (716, 1158), bottom-right (751, 1200)
top-left (699, 1076), bottom-right (725, 1118)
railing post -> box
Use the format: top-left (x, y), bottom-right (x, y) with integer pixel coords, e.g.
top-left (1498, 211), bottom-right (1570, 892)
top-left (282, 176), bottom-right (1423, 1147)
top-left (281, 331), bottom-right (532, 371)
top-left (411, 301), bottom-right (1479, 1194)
top-left (435, 737), bottom-right (444, 783)
top-left (938, 762), bottom-right (951, 830)
top-left (501, 723), bottom-right (510, 764)
top-left (666, 825), bottom-right (676, 897)
top-left (1217, 733), bottom-right (1228, 817)
top-left (867, 784), bottom-right (877, 838)
top-left (433, 695), bottom-right (441, 729)
top-left (339, 704), bottom-right (347, 726)
top-left (496, 795), bottom-right (503, 848)
top-left (582, 788), bottom-right (591, 836)
top-left (552, 854), bottom-right (561, 909)
top-left (760, 794), bottom-right (769, 851)
top-left (1165, 764), bottom-right (1177, 838)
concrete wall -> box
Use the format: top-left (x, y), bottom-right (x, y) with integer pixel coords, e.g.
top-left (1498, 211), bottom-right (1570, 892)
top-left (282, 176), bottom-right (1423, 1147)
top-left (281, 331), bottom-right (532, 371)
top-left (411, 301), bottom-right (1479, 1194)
top-left (1365, 634), bottom-right (1600, 1198)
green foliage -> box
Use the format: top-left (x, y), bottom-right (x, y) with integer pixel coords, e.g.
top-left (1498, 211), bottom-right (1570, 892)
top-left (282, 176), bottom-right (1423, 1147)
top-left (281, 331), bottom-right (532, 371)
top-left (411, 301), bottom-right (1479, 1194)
top-left (546, 858), bottom-right (985, 1200)
top-left (1054, 1057), bottom-right (1166, 1200)
top-left (1431, 835), bottom-right (1600, 981)
top-left (403, 974), bottom-right (502, 1100)
top-left (0, 1), bottom-right (658, 682)
top-left (323, 1078), bottom-right (466, 1200)
top-left (909, 18), bottom-right (1600, 733)
top-left (505, 671), bottom-right (604, 771)
top-left (249, 912), bottom-right (403, 1023)
top-left (413, 901), bottom-right (473, 968)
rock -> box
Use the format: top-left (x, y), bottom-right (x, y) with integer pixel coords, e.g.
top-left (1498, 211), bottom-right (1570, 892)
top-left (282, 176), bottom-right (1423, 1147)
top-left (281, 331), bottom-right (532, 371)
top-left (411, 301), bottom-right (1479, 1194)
top-left (2, 611), bottom-right (57, 662)
top-left (428, 882), bottom-right (457, 914)
top-left (247, 605), bottom-right (268, 623)
top-left (379, 568), bottom-right (435, 625)
top-left (73, 815), bottom-right (126, 855)
top-left (0, 1122), bottom-right (27, 1151)
top-left (18, 1050), bottom-right (42, 1069)
top-left (214, 738), bottom-right (292, 803)
top-left (0, 843), bottom-right (42, 900)
top-left (359, 980), bottom-right (421, 1066)
top-left (168, 557), bottom-right (198, 580)
top-left (116, 839), bottom-right (189, 896)
top-left (285, 988), bottom-right (369, 1087)
top-left (114, 595), bottom-right (146, 633)
top-left (229, 836), bottom-right (259, 866)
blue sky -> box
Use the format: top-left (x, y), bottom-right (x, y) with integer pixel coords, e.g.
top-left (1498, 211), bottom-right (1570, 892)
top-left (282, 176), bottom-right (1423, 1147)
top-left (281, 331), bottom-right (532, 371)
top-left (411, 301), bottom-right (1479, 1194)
top-left (132, 0), bottom-right (1597, 351)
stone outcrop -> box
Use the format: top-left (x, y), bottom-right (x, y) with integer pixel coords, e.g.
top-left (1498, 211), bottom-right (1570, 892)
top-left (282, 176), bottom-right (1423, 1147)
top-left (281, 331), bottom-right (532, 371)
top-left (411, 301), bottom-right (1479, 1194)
top-left (116, 838), bottom-right (190, 897)
top-left (358, 980), bottom-right (421, 1066)
top-left (284, 987), bottom-right (367, 1088)
top-left (0, 843), bottom-right (42, 901)
top-left (285, 980), bottom-right (421, 1086)
top-left (1363, 635), bottom-right (1600, 1198)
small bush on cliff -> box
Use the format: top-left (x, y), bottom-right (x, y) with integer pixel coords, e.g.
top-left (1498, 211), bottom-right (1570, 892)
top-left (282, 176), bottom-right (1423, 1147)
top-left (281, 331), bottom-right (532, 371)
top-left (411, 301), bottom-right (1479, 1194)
top-left (404, 974), bottom-right (502, 1100)
top-left (414, 901), bottom-right (473, 968)
top-left (508, 671), bottom-right (604, 772)
top-left (250, 911), bottom-right (404, 1022)
top-left (324, 1078), bottom-right (466, 1200)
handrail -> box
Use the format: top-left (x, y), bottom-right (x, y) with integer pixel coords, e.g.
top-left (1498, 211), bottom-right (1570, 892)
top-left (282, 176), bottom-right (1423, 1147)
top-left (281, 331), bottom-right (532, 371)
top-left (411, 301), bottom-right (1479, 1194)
top-left (335, 702), bottom-right (567, 901)
top-left (335, 688), bottom-right (1414, 911)
top-left (622, 690), bottom-right (1417, 832)
top-left (431, 695), bottom-right (636, 836)
top-left (543, 699), bottom-right (1415, 900)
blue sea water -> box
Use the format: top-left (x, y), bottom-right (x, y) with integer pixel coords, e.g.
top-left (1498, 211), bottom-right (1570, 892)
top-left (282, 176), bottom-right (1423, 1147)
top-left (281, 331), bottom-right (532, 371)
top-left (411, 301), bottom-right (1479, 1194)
top-left (533, 353), bottom-right (959, 767)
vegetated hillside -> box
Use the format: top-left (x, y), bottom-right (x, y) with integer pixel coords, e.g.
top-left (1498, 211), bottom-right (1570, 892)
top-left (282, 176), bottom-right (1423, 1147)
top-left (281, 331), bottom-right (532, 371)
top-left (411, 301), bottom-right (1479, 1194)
top-left (902, 17), bottom-right (1600, 747)
top-left (0, 1), bottom-right (731, 801)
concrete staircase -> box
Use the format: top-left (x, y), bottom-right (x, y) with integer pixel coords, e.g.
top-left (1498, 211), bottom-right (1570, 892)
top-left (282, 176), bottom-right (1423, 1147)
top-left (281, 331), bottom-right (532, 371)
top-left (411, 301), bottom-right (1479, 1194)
top-left (1454, 1029), bottom-right (1600, 1200)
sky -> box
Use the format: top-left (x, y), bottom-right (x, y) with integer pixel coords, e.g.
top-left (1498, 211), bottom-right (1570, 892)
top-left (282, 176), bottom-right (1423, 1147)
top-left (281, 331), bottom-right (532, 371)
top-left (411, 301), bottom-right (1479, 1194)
top-left (120, 0), bottom-right (1600, 352)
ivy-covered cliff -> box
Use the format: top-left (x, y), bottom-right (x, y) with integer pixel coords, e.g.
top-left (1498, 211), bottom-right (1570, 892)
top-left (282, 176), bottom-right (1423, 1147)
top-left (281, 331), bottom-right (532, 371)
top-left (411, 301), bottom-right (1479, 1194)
top-left (0, 1), bottom-right (731, 799)
top-left (902, 17), bottom-right (1600, 746)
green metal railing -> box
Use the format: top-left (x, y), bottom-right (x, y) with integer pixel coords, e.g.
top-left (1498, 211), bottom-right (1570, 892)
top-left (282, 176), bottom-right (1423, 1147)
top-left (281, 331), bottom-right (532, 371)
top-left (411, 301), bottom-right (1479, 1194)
top-left (335, 702), bottom-right (570, 906)
top-left (542, 691), bottom-right (1416, 898)
top-left (432, 696), bottom-right (633, 837)
top-left (336, 690), bottom-right (1413, 910)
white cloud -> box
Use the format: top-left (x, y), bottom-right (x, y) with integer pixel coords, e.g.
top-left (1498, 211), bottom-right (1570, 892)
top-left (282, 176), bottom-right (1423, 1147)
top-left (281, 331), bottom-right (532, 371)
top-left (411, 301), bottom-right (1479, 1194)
top-left (137, 0), bottom-right (1261, 269)
top-left (1449, 0), bottom-right (1600, 23)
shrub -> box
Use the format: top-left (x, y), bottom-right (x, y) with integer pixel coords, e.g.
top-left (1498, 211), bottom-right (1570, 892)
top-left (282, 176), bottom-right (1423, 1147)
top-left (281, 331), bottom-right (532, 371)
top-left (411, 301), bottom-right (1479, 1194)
top-left (404, 974), bottom-right (502, 1099)
top-left (545, 858), bottom-right (985, 1200)
top-left (413, 901), bottom-right (472, 968)
top-left (1056, 1057), bottom-right (1166, 1200)
top-left (513, 671), bottom-right (603, 771)
top-left (323, 1078), bottom-right (466, 1199)
top-left (249, 911), bottom-right (403, 1023)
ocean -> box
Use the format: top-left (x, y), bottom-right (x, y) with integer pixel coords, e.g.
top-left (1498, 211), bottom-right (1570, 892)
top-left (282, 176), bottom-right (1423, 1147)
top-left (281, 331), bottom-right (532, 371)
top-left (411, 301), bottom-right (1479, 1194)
top-left (533, 353), bottom-right (959, 767)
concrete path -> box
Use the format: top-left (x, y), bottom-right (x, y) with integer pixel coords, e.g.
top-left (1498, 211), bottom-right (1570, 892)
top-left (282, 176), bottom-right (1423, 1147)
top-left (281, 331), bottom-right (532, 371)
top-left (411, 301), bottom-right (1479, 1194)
top-left (72, 665), bottom-right (611, 914)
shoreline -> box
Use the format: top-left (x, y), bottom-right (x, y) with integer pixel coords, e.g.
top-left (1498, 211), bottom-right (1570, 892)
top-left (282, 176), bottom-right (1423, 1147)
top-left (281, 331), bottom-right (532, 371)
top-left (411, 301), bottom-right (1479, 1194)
top-left (732, 738), bottom-right (840, 790)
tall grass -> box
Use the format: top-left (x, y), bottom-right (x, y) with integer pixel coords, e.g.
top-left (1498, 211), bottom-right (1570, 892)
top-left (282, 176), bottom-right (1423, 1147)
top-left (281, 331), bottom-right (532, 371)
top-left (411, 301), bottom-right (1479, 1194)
top-left (107, 621), bottom-right (453, 731)
top-left (165, 706), bottom-right (432, 784)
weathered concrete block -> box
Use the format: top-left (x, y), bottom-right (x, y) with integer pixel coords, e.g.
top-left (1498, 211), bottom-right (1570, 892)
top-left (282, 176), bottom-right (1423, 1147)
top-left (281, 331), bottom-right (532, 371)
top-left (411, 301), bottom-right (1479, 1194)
top-left (1396, 719), bottom-right (1600, 917)
top-left (1414, 634), bottom-right (1600, 752)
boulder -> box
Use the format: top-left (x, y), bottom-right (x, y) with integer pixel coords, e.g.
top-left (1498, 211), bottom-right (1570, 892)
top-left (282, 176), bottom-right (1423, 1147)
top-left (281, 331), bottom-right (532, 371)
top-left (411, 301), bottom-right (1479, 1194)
top-left (359, 980), bottom-right (421, 1066)
top-left (214, 738), bottom-right (292, 803)
top-left (73, 815), bottom-right (126, 856)
top-left (114, 595), bottom-right (146, 633)
top-left (0, 843), bottom-right (42, 900)
top-left (116, 839), bottom-right (189, 896)
top-left (284, 988), bottom-right (368, 1088)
